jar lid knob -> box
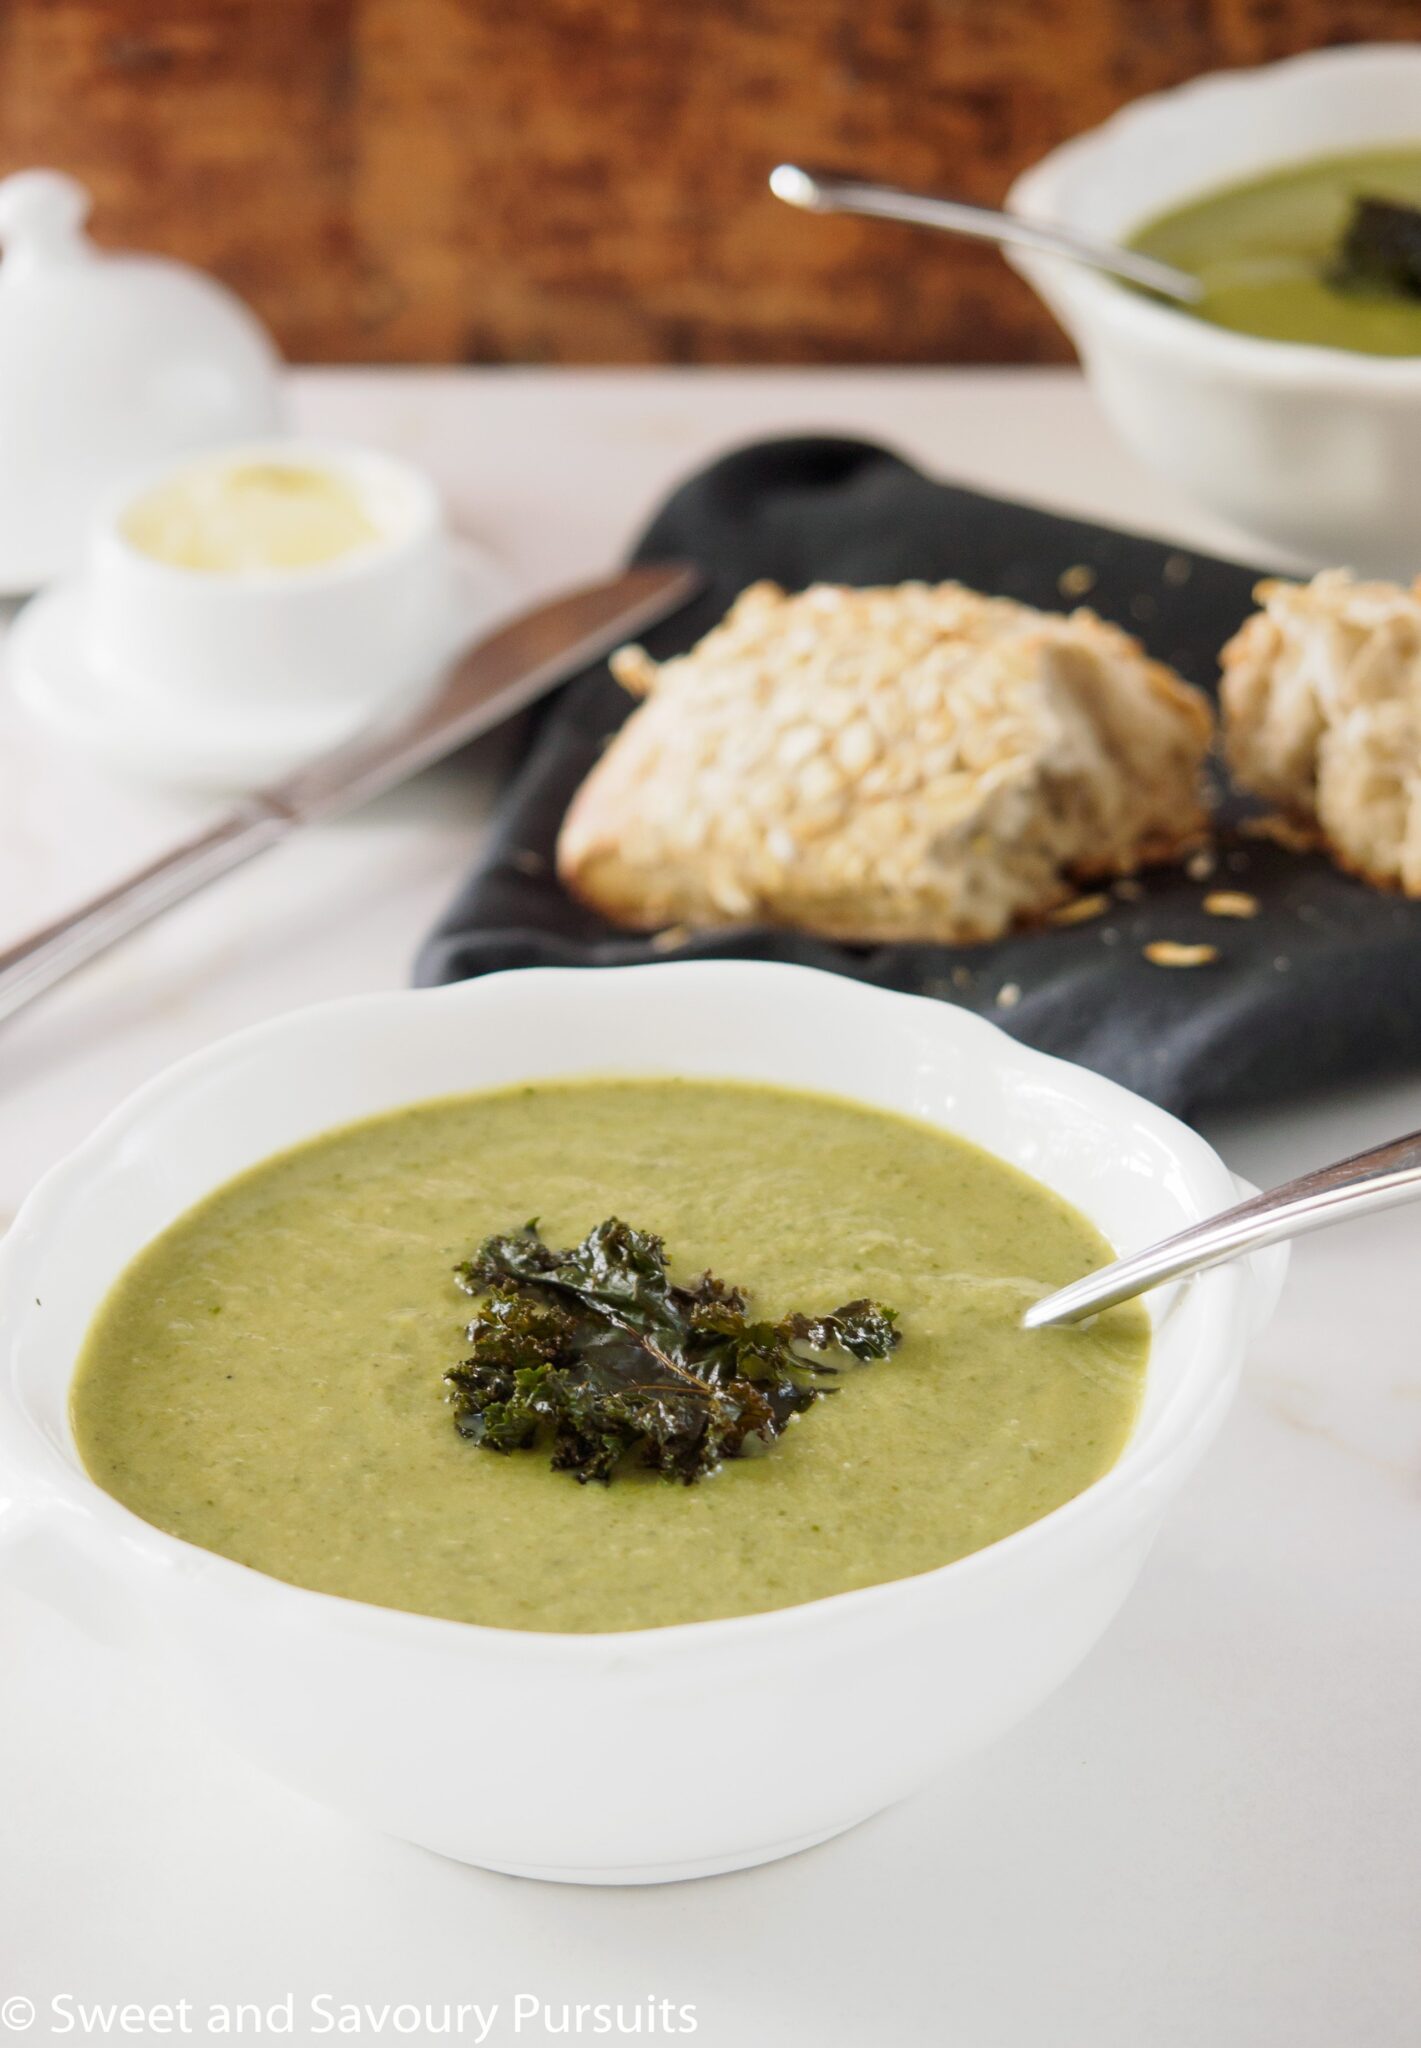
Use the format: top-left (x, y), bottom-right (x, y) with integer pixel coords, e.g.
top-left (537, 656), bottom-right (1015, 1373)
top-left (0, 170), bottom-right (94, 276)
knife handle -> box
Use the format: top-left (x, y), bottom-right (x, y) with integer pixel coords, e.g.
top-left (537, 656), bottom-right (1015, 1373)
top-left (0, 563), bottom-right (700, 1035)
top-left (0, 803), bottom-right (287, 1028)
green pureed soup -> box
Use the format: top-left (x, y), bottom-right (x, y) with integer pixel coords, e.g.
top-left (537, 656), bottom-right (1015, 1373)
top-left (1129, 146), bottom-right (1421, 354)
top-left (71, 1080), bottom-right (1148, 1633)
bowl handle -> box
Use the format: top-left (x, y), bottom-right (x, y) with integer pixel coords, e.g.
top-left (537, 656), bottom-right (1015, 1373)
top-left (1231, 1175), bottom-right (1290, 1341)
top-left (0, 1482), bottom-right (150, 1651)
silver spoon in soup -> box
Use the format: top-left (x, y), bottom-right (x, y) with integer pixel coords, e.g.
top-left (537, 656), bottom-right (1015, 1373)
top-left (1024, 1126), bottom-right (1421, 1327)
top-left (769, 163), bottom-right (1204, 306)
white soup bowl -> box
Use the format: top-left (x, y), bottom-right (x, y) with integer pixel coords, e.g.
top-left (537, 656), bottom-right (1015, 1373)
top-left (0, 963), bottom-right (1284, 1883)
top-left (1009, 45), bottom-right (1421, 575)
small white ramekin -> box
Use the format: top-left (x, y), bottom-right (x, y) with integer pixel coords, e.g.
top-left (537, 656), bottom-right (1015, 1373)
top-left (1008, 45), bottom-right (1421, 574)
top-left (90, 439), bottom-right (450, 721)
top-left (8, 438), bottom-right (467, 788)
top-left (0, 963), bottom-right (1285, 1883)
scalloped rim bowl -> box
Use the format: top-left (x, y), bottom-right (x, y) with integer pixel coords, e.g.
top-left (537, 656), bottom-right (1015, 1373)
top-left (1008, 44), bottom-right (1421, 572)
top-left (0, 963), bottom-right (1284, 1882)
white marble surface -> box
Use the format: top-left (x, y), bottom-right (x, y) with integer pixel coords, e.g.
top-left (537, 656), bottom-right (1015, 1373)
top-left (2, 370), bottom-right (1416, 2047)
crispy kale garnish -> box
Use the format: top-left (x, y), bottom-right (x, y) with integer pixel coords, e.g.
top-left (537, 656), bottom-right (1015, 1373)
top-left (1331, 196), bottom-right (1421, 297)
top-left (445, 1217), bottom-right (900, 1484)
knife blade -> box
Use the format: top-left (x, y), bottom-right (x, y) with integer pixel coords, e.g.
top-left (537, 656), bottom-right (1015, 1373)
top-left (0, 560), bottom-right (701, 1028)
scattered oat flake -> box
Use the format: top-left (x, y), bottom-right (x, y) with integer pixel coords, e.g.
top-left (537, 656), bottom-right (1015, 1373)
top-left (1058, 563), bottom-right (1096, 599)
top-left (996, 981), bottom-right (1022, 1010)
top-left (1204, 890), bottom-right (1259, 919)
top-left (1241, 813), bottom-right (1316, 855)
top-left (1185, 848), bottom-right (1216, 882)
top-left (1049, 892), bottom-right (1109, 926)
top-left (1144, 941), bottom-right (1219, 968)
top-left (1163, 552), bottom-right (1193, 587)
top-left (651, 924), bottom-right (692, 952)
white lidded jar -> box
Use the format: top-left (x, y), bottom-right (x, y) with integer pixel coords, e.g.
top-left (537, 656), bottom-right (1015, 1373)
top-left (0, 169), bottom-right (283, 592)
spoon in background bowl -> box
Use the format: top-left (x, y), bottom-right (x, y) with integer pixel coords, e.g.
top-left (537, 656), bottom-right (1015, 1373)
top-left (768, 163), bottom-right (1204, 306)
top-left (1024, 1126), bottom-right (1421, 1327)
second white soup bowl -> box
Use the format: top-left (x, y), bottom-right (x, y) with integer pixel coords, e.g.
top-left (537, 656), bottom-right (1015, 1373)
top-left (0, 963), bottom-right (1283, 1883)
top-left (1008, 45), bottom-right (1421, 573)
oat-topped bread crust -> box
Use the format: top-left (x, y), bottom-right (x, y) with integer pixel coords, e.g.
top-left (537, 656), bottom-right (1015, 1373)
top-left (1221, 569), bottom-right (1421, 894)
top-left (556, 579), bottom-right (1214, 945)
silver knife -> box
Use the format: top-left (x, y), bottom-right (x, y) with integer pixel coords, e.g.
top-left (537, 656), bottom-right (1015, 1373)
top-left (0, 561), bottom-right (701, 1027)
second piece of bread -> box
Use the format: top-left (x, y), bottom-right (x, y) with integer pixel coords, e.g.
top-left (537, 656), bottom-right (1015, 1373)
top-left (1222, 568), bottom-right (1421, 893)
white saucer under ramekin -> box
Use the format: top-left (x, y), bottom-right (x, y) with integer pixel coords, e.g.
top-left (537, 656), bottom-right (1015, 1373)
top-left (0, 962), bottom-right (1287, 1884)
top-left (8, 535), bottom-right (516, 790)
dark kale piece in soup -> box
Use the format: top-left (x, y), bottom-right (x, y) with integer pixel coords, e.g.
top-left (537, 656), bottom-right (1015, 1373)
top-left (447, 1216), bottom-right (900, 1483)
top-left (1332, 196), bottom-right (1421, 297)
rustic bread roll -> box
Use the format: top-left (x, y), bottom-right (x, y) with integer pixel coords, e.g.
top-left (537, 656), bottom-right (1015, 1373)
top-left (1222, 570), bottom-right (1421, 893)
top-left (556, 580), bottom-right (1214, 945)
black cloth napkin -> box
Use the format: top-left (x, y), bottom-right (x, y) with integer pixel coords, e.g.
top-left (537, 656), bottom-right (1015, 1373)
top-left (416, 435), bottom-right (1421, 1121)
